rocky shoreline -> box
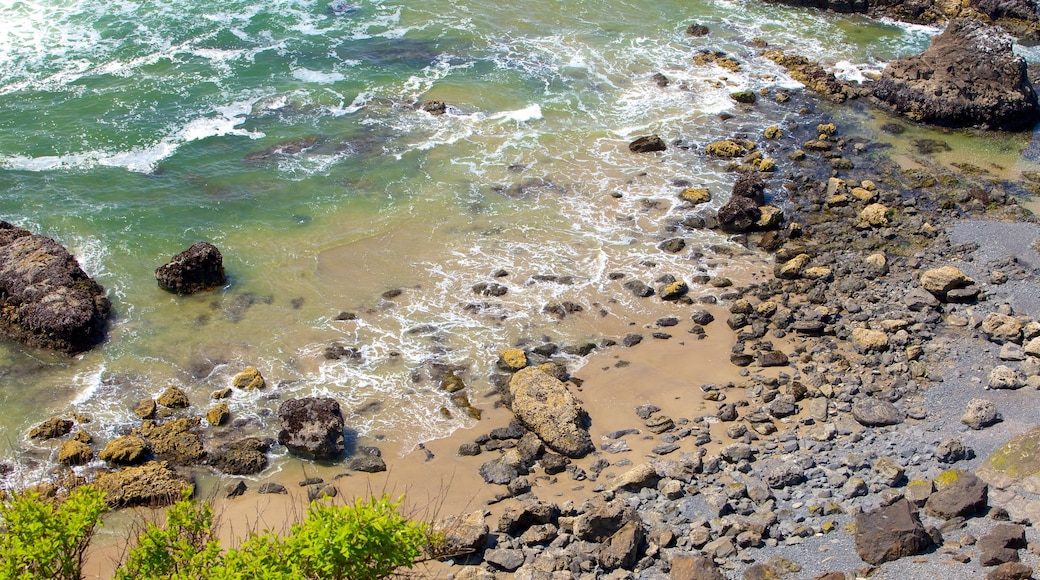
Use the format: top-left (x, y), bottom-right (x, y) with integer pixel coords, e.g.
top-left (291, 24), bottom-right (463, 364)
top-left (6, 11), bottom-right (1040, 580)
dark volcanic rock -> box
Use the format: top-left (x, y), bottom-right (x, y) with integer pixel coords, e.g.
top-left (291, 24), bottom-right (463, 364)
top-left (855, 499), bottom-right (935, 565)
top-left (155, 242), bottom-right (227, 295)
top-left (924, 470), bottom-right (989, 519)
top-left (213, 437), bottom-right (270, 475)
top-left (872, 19), bottom-right (1039, 130)
top-left (628, 135), bottom-right (667, 153)
top-left (277, 397), bottom-right (345, 460)
top-left (0, 222), bottom-right (110, 354)
top-left (978, 523), bottom-right (1027, 566)
top-left (732, 171), bottom-right (767, 205)
top-left (717, 196), bottom-right (762, 233)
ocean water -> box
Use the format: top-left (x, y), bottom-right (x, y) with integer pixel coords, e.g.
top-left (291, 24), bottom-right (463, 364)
top-left (0, 0), bottom-right (1035, 482)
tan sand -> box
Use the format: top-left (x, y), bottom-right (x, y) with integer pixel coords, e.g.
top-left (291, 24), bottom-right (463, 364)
top-left (82, 254), bottom-right (803, 578)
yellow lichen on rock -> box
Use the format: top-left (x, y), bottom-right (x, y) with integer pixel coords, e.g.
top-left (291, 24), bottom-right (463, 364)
top-left (232, 366), bottom-right (265, 390)
top-left (680, 187), bottom-right (711, 205)
top-left (705, 140), bottom-right (749, 157)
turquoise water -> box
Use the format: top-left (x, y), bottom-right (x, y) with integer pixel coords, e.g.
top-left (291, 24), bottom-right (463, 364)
top-left (0, 0), bottom-right (1032, 481)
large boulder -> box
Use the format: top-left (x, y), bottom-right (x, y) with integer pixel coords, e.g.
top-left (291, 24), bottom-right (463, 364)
top-left (154, 242), bottom-right (227, 295)
top-left (212, 437), bottom-right (270, 475)
top-left (94, 461), bottom-right (194, 507)
top-left (855, 499), bottom-right (936, 565)
top-left (277, 397), bottom-right (345, 460)
top-left (0, 222), bottom-right (110, 354)
top-left (872, 19), bottom-right (1039, 130)
top-left (508, 367), bottom-right (593, 458)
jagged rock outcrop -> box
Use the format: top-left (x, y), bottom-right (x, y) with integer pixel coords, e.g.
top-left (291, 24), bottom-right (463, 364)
top-left (154, 241), bottom-right (227, 295)
top-left (0, 222), bottom-right (110, 354)
top-left (872, 19), bottom-right (1039, 130)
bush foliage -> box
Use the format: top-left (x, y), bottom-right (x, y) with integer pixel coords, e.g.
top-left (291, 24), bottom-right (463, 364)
top-left (0, 486), bottom-right (435, 580)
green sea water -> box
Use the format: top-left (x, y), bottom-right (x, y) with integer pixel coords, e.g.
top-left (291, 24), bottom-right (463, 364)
top-left (0, 0), bottom-right (1036, 481)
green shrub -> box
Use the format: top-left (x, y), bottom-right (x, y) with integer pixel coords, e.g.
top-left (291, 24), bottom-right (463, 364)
top-left (0, 485), bottom-right (108, 580)
top-left (114, 490), bottom-right (221, 580)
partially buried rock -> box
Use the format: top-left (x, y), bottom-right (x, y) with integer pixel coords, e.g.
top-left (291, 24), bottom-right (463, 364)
top-left (213, 437), bottom-right (269, 475)
top-left (154, 242), bottom-right (226, 295)
top-left (628, 135), bottom-right (666, 153)
top-left (277, 397), bottom-right (345, 461)
top-left (508, 367), bottom-right (593, 458)
top-left (854, 499), bottom-right (935, 565)
top-left (852, 398), bottom-right (903, 427)
top-left (347, 454), bottom-right (386, 473)
top-left (872, 19), bottom-right (1039, 130)
top-left (0, 222), bottom-right (110, 354)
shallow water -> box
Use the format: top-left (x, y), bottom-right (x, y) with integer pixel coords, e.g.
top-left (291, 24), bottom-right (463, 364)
top-left (0, 0), bottom-right (1037, 483)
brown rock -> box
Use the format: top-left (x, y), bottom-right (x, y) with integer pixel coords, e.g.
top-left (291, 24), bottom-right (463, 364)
top-left (28, 417), bottom-right (73, 440)
top-left (232, 366), bottom-right (265, 390)
top-left (854, 499), bottom-right (934, 564)
top-left (508, 367), bottom-right (592, 458)
top-left (57, 440), bottom-right (93, 466)
top-left (94, 460), bottom-right (194, 507)
top-left (99, 435), bottom-right (149, 465)
top-left (157, 386), bottom-right (190, 409)
top-left (154, 241), bottom-right (226, 295)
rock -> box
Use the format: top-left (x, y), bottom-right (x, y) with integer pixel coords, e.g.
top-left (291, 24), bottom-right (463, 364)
top-left (731, 90), bottom-right (757, 104)
top-left (508, 367), bottom-right (593, 458)
top-left (988, 562), bottom-right (1033, 580)
top-left (659, 238), bottom-right (686, 253)
top-left (776, 253), bottom-right (810, 279)
top-left (57, 440), bottom-right (93, 466)
top-left (978, 523), bottom-right (1026, 566)
top-left (681, 187), bottom-right (711, 204)
top-left (0, 222), bottom-right (110, 354)
top-left (28, 417), bottom-right (73, 440)
top-left (874, 456), bottom-right (906, 487)
top-left (670, 553), bottom-right (726, 580)
top-left (435, 511), bottom-right (489, 557)
top-left (206, 402), bottom-right (230, 426)
top-left (226, 480), bottom-right (247, 498)
top-left (705, 139), bottom-right (748, 157)
top-left (629, 135), bottom-right (666, 153)
top-left (232, 366), bottom-right (266, 390)
top-left (982, 313), bottom-right (1023, 344)
top-left (872, 19), bottom-right (1038, 130)
top-left (762, 50), bottom-right (848, 102)
top-left (347, 455), bottom-right (387, 473)
top-left (659, 280), bottom-right (688, 301)
top-left (686, 23), bottom-right (710, 36)
top-left (851, 327), bottom-right (889, 353)
top-left (765, 462), bottom-right (804, 489)
top-left (573, 498), bottom-right (638, 542)
top-left (757, 205), bottom-right (784, 230)
top-left (157, 386), bottom-right (190, 409)
top-left (759, 350), bottom-right (789, 367)
top-left (498, 499), bottom-right (559, 535)
top-left (134, 399), bottom-right (157, 419)
top-left (485, 548), bottom-right (525, 572)
top-left (924, 469), bottom-right (988, 519)
top-left (732, 172), bottom-right (766, 204)
top-left (624, 280), bottom-right (655, 298)
top-left (138, 418), bottom-right (206, 465)
top-left (497, 348), bottom-right (528, 371)
top-left (936, 437), bottom-right (974, 464)
top-left (857, 203), bottom-right (890, 228)
top-left (213, 437), bottom-right (269, 475)
top-left (154, 241), bottom-right (227, 295)
top-left (962, 398), bottom-right (1000, 430)
top-left (599, 520), bottom-right (644, 571)
top-left (904, 287), bottom-right (939, 310)
top-left (94, 461), bottom-right (194, 507)
top-left (277, 397), bottom-right (345, 460)
top-left (611, 463), bottom-right (659, 492)
top-left (920, 266), bottom-right (973, 300)
top-left (100, 436), bottom-right (149, 465)
top-left (852, 398), bottom-right (903, 427)
top-left (479, 451), bottom-right (520, 485)
top-left (854, 499), bottom-right (935, 565)
top-left (988, 365), bottom-right (1025, 389)
top-left (258, 483), bottom-right (287, 494)
top-left (717, 197), bottom-right (762, 233)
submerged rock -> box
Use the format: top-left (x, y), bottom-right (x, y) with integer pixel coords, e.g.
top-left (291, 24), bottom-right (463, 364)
top-left (0, 222), bottom-right (110, 354)
top-left (872, 19), bottom-right (1039, 130)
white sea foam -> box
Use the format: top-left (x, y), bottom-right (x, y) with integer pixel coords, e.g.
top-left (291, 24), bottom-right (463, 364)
top-left (292, 68), bottom-right (347, 84)
top-left (489, 104), bottom-right (543, 123)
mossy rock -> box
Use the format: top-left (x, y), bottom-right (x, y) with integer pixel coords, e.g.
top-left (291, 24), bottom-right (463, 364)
top-left (134, 399), bottom-right (157, 419)
top-left (157, 386), bottom-right (190, 409)
top-left (95, 461), bottom-right (194, 508)
top-left (28, 417), bottom-right (73, 440)
top-left (934, 468), bottom-right (969, 490)
top-left (206, 402), bottom-right (230, 426)
top-left (58, 440), bottom-right (93, 466)
top-left (730, 90), bottom-right (756, 104)
top-left (497, 349), bottom-right (528, 371)
top-left (232, 366), bottom-right (265, 390)
top-left (764, 126), bottom-right (782, 139)
top-left (680, 187), bottom-right (711, 205)
top-left (979, 426), bottom-right (1040, 481)
top-left (100, 435), bottom-right (149, 465)
top-left (705, 139), bottom-right (748, 158)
